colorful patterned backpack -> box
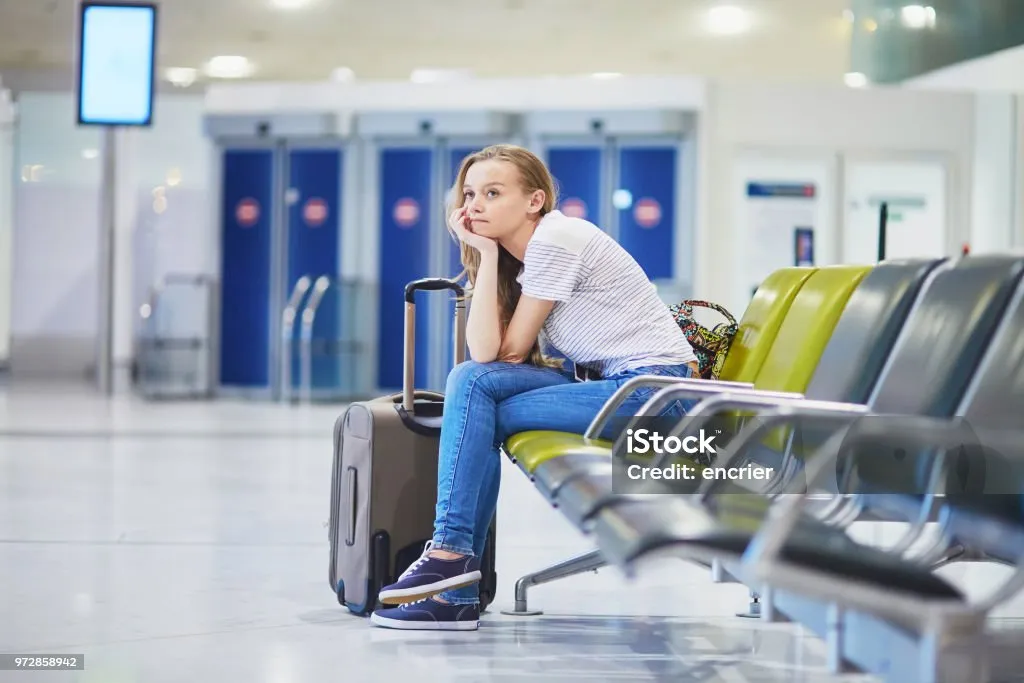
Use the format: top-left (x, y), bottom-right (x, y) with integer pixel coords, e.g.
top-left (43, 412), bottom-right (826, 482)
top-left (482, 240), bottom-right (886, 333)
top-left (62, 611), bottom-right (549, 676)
top-left (668, 299), bottom-right (739, 380)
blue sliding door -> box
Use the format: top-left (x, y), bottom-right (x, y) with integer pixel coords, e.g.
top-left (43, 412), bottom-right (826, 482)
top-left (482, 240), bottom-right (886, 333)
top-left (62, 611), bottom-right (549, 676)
top-left (377, 147), bottom-right (434, 391)
top-left (288, 147), bottom-right (343, 392)
top-left (219, 148), bottom-right (275, 389)
top-left (546, 146), bottom-right (604, 229)
top-left (617, 145), bottom-right (676, 280)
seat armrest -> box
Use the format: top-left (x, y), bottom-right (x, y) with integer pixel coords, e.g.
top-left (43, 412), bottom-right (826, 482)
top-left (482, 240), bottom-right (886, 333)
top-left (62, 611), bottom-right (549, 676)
top-left (733, 413), bottom-right (972, 567)
top-left (610, 386), bottom-right (805, 463)
top-left (634, 394), bottom-right (868, 473)
top-left (741, 415), bottom-right (1024, 615)
top-left (601, 385), bottom-right (802, 449)
top-left (584, 375), bottom-right (754, 439)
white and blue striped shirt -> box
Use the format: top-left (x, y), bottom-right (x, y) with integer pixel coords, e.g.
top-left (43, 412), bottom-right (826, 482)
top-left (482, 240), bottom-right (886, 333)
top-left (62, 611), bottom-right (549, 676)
top-left (516, 210), bottom-right (697, 377)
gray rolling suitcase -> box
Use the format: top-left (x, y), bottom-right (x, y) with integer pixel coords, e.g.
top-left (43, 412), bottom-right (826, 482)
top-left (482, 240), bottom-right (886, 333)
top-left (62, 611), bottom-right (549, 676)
top-left (329, 277), bottom-right (497, 615)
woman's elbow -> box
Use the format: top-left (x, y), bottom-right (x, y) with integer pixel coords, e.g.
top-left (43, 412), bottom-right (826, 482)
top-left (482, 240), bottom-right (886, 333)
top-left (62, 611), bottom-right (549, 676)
top-left (467, 340), bottom-right (499, 364)
top-left (466, 345), bottom-right (526, 365)
top-left (468, 349), bottom-right (497, 364)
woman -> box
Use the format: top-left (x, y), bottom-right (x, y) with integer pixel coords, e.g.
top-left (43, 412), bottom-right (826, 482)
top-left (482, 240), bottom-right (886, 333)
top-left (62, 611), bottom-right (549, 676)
top-left (370, 144), bottom-right (699, 631)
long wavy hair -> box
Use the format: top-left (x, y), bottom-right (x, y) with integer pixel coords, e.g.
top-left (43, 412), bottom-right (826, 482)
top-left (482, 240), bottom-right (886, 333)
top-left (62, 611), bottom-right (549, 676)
top-left (447, 144), bottom-right (563, 369)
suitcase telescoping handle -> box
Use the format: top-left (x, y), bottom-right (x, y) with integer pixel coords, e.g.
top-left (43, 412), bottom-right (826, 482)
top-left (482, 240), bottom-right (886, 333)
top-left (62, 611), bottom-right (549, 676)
top-left (402, 278), bottom-right (467, 413)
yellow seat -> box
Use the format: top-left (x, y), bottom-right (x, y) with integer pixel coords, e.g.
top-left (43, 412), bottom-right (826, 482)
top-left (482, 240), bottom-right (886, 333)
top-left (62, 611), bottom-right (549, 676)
top-left (506, 431), bottom-right (613, 473)
top-left (716, 267), bottom-right (820, 383)
top-left (505, 267), bottom-right (819, 473)
top-left (755, 265), bottom-right (872, 394)
top-left (738, 264), bottom-right (872, 449)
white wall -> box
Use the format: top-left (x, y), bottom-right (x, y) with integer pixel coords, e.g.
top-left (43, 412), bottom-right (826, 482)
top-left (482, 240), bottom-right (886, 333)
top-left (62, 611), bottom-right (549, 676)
top-left (970, 93), bottom-right (1018, 256)
top-left (11, 92), bottom-right (102, 379)
top-left (9, 92), bottom-right (212, 381)
top-left (697, 82), bottom-right (978, 315)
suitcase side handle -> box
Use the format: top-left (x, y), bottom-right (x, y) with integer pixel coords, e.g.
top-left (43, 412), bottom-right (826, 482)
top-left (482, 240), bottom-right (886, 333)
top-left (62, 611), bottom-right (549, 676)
top-left (344, 466), bottom-right (357, 546)
top-left (403, 278), bottom-right (467, 413)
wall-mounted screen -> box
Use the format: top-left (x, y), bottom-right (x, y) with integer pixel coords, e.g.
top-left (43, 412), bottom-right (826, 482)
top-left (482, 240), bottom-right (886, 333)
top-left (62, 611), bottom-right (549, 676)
top-left (76, 2), bottom-right (158, 126)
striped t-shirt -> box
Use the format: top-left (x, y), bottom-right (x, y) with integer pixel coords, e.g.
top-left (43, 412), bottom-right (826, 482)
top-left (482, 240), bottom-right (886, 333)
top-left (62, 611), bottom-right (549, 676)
top-left (516, 210), bottom-right (697, 377)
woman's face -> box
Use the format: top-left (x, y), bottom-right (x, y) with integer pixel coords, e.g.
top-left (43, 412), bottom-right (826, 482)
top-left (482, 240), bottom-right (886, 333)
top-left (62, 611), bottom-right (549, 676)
top-left (461, 159), bottom-right (543, 240)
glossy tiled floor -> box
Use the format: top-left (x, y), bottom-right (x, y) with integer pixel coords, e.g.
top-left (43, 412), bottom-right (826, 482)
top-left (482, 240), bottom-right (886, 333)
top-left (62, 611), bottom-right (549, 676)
top-left (1, 385), bottom-right (1021, 682)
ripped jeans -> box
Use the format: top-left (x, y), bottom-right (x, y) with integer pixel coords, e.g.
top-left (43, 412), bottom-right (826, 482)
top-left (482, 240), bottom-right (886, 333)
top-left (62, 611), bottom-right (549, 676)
top-left (431, 360), bottom-right (697, 604)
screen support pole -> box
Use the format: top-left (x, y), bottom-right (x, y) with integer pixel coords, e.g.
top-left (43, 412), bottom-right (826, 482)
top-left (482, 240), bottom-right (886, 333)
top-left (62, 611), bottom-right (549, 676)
top-left (95, 125), bottom-right (116, 395)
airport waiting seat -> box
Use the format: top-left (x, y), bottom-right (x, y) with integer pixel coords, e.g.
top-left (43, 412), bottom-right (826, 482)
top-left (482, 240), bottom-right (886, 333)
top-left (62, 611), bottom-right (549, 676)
top-left (543, 262), bottom-right (911, 530)
top-left (744, 282), bottom-right (1024, 681)
top-left (516, 264), bottom-right (869, 514)
top-left (588, 255), bottom-right (1024, 682)
top-left (852, 258), bottom-right (1024, 565)
top-left (496, 265), bottom-right (877, 616)
top-left (590, 254), bottom-right (1021, 569)
top-left (504, 266), bottom-right (818, 478)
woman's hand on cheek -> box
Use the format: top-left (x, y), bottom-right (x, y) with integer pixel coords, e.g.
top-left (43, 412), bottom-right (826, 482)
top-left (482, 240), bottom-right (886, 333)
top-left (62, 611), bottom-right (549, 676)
top-left (449, 207), bottom-right (498, 255)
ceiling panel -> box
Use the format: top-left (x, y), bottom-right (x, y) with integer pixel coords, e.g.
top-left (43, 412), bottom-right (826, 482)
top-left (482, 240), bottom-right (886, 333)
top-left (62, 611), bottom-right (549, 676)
top-left (0, 0), bottom-right (854, 84)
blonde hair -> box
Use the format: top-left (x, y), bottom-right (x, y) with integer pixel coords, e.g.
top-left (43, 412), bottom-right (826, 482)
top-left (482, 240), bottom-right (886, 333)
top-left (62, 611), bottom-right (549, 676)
top-left (447, 144), bottom-right (563, 369)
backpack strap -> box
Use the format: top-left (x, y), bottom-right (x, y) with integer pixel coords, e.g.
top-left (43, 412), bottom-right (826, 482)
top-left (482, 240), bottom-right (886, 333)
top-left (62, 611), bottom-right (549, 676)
top-left (668, 299), bottom-right (739, 380)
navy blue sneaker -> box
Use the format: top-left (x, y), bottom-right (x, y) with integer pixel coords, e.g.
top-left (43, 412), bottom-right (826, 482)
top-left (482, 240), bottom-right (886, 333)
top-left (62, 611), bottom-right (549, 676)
top-left (370, 597), bottom-right (480, 631)
top-left (377, 541), bottom-right (481, 605)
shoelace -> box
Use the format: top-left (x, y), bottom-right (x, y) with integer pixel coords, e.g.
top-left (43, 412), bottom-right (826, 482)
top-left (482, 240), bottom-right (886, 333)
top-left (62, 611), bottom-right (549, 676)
top-left (397, 540), bottom-right (435, 580)
top-left (402, 598), bottom-right (429, 609)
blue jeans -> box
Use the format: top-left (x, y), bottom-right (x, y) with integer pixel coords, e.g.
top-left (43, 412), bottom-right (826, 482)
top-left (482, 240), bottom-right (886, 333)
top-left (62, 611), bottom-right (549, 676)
top-left (432, 360), bottom-right (697, 604)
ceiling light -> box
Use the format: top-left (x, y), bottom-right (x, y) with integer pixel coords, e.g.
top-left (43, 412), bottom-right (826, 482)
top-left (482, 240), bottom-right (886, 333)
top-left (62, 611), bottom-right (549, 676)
top-left (900, 5), bottom-right (936, 29)
top-left (165, 67), bottom-right (197, 87)
top-left (331, 67), bottom-right (355, 83)
top-left (203, 56), bottom-right (255, 79)
top-left (81, 148), bottom-right (99, 160)
top-left (590, 72), bottom-right (623, 79)
top-left (270, 0), bottom-right (314, 8)
top-left (843, 9), bottom-right (855, 23)
top-left (844, 72), bottom-right (869, 88)
top-left (410, 68), bottom-right (472, 84)
top-left (705, 5), bottom-right (752, 36)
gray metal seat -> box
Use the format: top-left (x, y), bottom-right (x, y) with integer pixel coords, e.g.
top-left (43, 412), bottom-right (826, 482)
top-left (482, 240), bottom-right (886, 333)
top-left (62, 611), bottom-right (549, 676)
top-left (916, 271), bottom-right (1024, 565)
top-left (840, 253), bottom-right (1024, 528)
top-left (590, 255), bottom-right (1024, 682)
top-left (749, 421), bottom-right (1024, 683)
top-left (592, 255), bottom-right (1024, 570)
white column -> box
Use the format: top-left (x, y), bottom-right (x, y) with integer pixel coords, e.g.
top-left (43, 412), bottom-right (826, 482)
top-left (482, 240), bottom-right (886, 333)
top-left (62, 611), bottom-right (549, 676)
top-left (970, 93), bottom-right (1018, 254)
top-left (0, 79), bottom-right (16, 375)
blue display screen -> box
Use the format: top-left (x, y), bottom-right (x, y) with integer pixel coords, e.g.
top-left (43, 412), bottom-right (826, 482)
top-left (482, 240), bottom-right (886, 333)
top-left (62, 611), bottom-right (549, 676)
top-left (77, 3), bottom-right (157, 126)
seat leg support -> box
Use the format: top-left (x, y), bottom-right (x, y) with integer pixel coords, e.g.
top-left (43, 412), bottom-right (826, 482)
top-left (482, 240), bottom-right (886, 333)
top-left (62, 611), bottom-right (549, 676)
top-left (499, 549), bottom-right (607, 616)
top-left (736, 589), bottom-right (761, 618)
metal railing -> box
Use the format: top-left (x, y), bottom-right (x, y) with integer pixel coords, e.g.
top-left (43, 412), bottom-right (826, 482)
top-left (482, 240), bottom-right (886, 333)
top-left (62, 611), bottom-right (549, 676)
top-left (280, 275), bottom-right (314, 403)
top-left (280, 274), bottom-right (374, 403)
top-left (135, 273), bottom-right (217, 400)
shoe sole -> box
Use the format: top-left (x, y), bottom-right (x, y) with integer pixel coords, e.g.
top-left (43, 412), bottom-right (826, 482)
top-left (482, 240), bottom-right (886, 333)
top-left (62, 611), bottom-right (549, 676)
top-left (369, 612), bottom-right (479, 631)
top-left (377, 571), bottom-right (482, 605)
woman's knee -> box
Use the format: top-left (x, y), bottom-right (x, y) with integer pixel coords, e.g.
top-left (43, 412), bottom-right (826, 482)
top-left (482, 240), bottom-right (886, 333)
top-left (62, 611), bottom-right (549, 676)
top-left (446, 361), bottom-right (485, 392)
top-left (445, 360), bottom-right (509, 396)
